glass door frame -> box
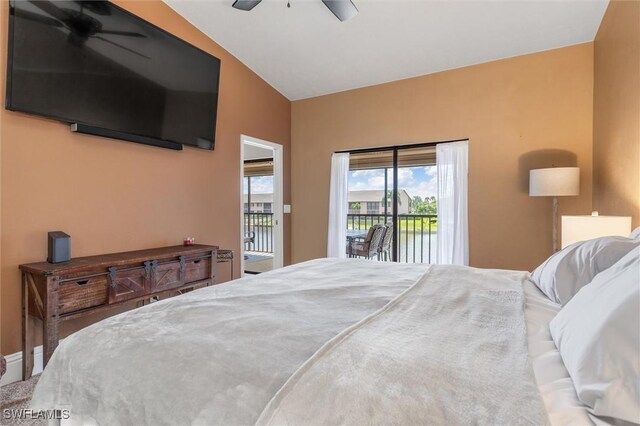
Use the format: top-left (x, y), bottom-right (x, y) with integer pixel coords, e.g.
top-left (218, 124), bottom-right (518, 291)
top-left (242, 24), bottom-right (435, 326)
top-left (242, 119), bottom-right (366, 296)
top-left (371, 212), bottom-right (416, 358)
top-left (338, 138), bottom-right (467, 262)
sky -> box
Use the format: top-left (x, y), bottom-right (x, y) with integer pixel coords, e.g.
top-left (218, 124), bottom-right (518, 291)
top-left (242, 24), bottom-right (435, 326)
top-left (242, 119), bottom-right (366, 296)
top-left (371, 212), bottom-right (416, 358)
top-left (245, 166), bottom-right (437, 200)
top-left (244, 176), bottom-right (273, 194)
top-left (348, 166), bottom-right (437, 200)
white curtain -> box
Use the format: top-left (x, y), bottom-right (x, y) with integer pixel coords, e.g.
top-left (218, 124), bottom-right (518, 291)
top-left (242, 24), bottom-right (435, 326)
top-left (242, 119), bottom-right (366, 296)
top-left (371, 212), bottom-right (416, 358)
top-left (327, 153), bottom-right (350, 258)
top-left (436, 141), bottom-right (469, 265)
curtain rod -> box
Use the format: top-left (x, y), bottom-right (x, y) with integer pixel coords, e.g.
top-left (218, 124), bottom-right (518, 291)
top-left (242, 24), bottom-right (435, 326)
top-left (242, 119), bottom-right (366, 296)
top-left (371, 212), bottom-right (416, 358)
top-left (334, 138), bottom-right (468, 155)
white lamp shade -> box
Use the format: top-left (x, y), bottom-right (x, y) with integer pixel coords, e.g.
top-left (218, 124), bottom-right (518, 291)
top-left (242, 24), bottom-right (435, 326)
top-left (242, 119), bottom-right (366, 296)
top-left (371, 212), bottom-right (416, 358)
top-left (529, 167), bottom-right (580, 196)
top-left (561, 215), bottom-right (632, 248)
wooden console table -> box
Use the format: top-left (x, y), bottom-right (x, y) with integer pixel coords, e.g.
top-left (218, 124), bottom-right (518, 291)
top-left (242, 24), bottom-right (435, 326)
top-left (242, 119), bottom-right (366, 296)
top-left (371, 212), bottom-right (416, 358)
top-left (20, 244), bottom-right (218, 380)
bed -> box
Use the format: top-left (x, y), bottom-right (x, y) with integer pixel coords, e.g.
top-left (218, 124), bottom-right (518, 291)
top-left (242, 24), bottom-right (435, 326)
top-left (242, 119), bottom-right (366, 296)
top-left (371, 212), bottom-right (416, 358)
top-left (29, 256), bottom-right (633, 425)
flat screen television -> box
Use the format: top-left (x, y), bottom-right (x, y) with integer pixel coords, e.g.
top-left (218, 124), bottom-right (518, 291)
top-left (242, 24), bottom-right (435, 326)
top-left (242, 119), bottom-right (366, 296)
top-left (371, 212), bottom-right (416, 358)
top-left (6, 0), bottom-right (221, 150)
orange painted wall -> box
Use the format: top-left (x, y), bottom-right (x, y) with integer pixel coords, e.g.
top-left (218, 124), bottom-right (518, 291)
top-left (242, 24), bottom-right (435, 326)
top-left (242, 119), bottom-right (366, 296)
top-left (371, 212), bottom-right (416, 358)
top-left (593, 0), bottom-right (640, 226)
top-left (0, 1), bottom-right (291, 355)
top-left (291, 44), bottom-right (594, 271)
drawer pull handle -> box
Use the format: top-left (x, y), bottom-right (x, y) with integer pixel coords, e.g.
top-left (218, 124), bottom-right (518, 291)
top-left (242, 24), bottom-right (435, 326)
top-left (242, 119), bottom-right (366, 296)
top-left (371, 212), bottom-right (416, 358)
top-left (193, 259), bottom-right (201, 264)
top-left (76, 280), bottom-right (89, 285)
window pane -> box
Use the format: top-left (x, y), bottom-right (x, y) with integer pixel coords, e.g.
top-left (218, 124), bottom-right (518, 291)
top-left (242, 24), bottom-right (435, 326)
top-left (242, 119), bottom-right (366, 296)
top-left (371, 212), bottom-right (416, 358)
top-left (396, 147), bottom-right (438, 264)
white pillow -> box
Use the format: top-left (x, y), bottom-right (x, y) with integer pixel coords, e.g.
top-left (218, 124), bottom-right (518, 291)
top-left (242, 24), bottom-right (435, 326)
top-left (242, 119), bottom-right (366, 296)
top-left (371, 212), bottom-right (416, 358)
top-left (549, 247), bottom-right (640, 423)
top-left (530, 236), bottom-right (639, 305)
top-left (630, 227), bottom-right (640, 240)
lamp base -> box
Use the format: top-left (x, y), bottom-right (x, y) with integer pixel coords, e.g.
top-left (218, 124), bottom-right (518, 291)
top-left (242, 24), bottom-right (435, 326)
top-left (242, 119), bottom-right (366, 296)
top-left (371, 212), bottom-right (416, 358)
top-left (552, 196), bottom-right (558, 253)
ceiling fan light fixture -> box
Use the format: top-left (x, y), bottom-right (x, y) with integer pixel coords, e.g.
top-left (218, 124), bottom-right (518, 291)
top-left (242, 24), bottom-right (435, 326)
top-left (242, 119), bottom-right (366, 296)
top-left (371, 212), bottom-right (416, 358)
top-left (322, 0), bottom-right (358, 22)
top-left (232, 0), bottom-right (263, 11)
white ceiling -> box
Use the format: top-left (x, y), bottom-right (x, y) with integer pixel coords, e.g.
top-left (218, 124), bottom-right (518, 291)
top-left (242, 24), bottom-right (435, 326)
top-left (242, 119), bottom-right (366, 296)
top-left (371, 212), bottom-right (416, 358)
top-left (165, 0), bottom-right (609, 101)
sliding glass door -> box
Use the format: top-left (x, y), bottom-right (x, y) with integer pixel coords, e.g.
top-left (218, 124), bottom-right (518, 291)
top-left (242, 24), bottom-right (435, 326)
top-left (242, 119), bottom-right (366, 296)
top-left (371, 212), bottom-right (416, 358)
top-left (346, 145), bottom-right (437, 263)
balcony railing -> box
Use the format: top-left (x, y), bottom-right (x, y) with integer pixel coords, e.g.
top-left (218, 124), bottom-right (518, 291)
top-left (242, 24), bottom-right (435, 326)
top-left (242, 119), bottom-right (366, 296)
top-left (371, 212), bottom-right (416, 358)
top-left (245, 212), bottom-right (437, 262)
top-left (347, 213), bottom-right (437, 264)
top-left (244, 212), bottom-right (273, 253)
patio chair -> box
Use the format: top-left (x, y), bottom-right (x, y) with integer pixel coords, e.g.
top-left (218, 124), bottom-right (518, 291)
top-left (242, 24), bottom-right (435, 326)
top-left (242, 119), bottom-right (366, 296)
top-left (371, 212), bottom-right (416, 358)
top-left (346, 226), bottom-right (375, 257)
top-left (350, 224), bottom-right (385, 259)
top-left (378, 222), bottom-right (393, 261)
top-left (244, 231), bottom-right (255, 246)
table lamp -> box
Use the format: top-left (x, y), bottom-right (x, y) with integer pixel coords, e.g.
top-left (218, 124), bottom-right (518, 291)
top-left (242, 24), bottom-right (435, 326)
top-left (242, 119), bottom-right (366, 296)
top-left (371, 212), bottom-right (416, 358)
top-left (561, 212), bottom-right (632, 248)
top-left (529, 167), bottom-right (580, 252)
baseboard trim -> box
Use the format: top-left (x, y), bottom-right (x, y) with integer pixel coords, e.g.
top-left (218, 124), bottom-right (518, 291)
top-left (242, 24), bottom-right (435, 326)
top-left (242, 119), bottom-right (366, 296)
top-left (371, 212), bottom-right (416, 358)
top-left (0, 346), bottom-right (44, 386)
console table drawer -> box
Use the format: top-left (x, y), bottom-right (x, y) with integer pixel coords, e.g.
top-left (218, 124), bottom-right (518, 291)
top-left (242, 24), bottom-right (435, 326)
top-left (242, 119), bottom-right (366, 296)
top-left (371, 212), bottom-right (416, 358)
top-left (59, 276), bottom-right (109, 314)
top-left (153, 261), bottom-right (182, 292)
top-left (108, 267), bottom-right (149, 304)
top-left (184, 257), bottom-right (211, 283)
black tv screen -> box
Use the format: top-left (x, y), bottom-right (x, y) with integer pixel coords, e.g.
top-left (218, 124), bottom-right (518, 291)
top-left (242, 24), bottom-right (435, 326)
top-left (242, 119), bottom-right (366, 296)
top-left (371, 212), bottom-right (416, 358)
top-left (6, 0), bottom-right (221, 150)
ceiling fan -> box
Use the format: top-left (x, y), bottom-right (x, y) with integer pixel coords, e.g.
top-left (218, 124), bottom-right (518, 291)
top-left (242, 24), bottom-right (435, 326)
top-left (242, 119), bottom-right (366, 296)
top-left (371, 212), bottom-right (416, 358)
top-left (16, 1), bottom-right (149, 58)
top-left (232, 0), bottom-right (358, 22)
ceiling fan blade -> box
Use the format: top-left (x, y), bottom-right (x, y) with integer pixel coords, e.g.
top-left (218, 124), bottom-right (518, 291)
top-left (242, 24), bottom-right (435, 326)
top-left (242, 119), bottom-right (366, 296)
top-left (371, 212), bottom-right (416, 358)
top-left (29, 0), bottom-right (72, 22)
top-left (322, 0), bottom-right (358, 22)
top-left (93, 36), bottom-right (150, 59)
top-left (232, 0), bottom-right (262, 11)
top-left (14, 8), bottom-right (64, 27)
top-left (100, 30), bottom-right (146, 38)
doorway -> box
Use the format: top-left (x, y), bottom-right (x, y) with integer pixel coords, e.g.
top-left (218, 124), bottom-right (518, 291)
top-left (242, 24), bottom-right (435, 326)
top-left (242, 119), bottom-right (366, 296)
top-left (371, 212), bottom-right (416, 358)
top-left (240, 135), bottom-right (284, 276)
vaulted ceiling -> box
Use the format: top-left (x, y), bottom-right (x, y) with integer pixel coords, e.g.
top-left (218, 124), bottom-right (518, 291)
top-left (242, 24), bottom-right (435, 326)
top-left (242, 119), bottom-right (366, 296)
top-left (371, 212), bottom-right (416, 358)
top-left (165, 0), bottom-right (609, 100)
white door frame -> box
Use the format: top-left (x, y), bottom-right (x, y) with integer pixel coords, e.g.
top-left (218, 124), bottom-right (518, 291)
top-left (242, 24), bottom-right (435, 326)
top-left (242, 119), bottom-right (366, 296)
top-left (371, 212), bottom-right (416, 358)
top-left (240, 135), bottom-right (284, 277)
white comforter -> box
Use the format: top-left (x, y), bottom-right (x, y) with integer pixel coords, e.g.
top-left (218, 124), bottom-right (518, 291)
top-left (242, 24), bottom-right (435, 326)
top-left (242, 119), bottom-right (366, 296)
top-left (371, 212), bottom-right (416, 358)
top-left (257, 264), bottom-right (547, 425)
top-left (31, 258), bottom-right (547, 425)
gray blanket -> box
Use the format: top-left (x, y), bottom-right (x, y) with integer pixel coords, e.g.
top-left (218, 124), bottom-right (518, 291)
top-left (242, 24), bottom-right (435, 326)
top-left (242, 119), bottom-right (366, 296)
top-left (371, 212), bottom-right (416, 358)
top-left (30, 259), bottom-right (428, 425)
top-left (258, 265), bottom-right (549, 425)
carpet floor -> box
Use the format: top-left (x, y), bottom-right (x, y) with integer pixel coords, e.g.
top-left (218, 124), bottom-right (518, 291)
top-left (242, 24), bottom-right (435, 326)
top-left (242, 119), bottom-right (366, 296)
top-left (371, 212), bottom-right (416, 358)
top-left (245, 258), bottom-right (273, 274)
top-left (245, 253), bottom-right (272, 263)
top-left (1, 375), bottom-right (45, 426)
top-left (245, 252), bottom-right (274, 274)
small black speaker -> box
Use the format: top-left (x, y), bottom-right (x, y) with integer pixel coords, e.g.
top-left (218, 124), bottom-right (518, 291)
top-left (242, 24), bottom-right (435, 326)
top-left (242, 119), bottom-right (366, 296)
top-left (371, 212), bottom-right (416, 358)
top-left (48, 231), bottom-right (70, 263)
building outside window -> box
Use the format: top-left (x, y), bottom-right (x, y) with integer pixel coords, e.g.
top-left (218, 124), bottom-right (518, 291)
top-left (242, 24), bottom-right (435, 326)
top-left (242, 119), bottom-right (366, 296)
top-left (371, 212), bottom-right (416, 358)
top-left (347, 190), bottom-right (413, 215)
top-left (366, 202), bottom-right (380, 213)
